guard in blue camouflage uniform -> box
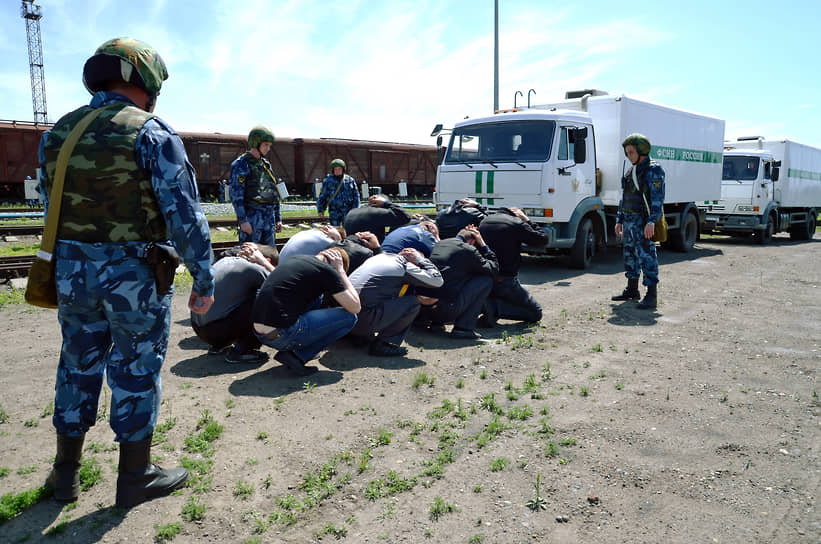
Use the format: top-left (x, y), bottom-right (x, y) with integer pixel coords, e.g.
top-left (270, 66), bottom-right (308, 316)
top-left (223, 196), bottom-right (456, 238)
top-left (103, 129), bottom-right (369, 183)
top-left (317, 158), bottom-right (360, 226)
top-left (230, 126), bottom-right (282, 245)
top-left (612, 133), bottom-right (665, 309)
top-left (37, 37), bottom-right (215, 508)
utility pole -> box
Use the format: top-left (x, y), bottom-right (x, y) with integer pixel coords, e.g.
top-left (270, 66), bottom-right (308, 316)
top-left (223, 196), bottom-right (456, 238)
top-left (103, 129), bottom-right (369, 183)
top-left (493, 0), bottom-right (499, 112)
top-left (21, 0), bottom-right (48, 124)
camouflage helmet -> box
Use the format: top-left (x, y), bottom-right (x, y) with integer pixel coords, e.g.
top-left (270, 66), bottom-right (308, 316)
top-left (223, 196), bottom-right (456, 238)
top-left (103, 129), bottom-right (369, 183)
top-left (621, 133), bottom-right (652, 156)
top-left (329, 158), bottom-right (346, 172)
top-left (83, 37), bottom-right (168, 96)
top-left (248, 126), bottom-right (275, 149)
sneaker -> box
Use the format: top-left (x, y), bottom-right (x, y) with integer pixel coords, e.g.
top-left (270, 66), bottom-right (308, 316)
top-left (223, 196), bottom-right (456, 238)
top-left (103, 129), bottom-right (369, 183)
top-left (368, 340), bottom-right (408, 357)
top-left (225, 348), bottom-right (268, 364)
top-left (451, 328), bottom-right (481, 340)
top-left (207, 345), bottom-right (231, 356)
top-left (274, 351), bottom-right (318, 376)
top-left (428, 323), bottom-right (447, 334)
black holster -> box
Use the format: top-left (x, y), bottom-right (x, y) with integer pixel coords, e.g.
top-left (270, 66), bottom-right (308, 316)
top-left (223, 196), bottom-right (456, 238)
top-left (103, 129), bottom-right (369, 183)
top-left (145, 243), bottom-right (180, 296)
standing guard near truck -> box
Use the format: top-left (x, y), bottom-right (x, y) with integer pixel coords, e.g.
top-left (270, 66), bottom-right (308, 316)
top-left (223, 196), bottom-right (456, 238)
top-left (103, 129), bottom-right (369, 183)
top-left (612, 133), bottom-right (665, 309)
top-left (230, 126), bottom-right (283, 245)
top-left (39, 37), bottom-right (215, 508)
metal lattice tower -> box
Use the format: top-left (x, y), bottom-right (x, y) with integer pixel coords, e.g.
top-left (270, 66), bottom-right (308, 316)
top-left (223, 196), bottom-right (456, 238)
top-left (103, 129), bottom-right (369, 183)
top-left (21, 0), bottom-right (48, 124)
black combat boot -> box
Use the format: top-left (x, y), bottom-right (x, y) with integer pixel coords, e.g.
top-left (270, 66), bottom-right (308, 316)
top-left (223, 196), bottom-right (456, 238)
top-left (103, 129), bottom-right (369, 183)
top-left (45, 433), bottom-right (85, 502)
top-left (611, 278), bottom-right (640, 301)
top-left (637, 284), bottom-right (658, 310)
top-left (115, 437), bottom-right (188, 509)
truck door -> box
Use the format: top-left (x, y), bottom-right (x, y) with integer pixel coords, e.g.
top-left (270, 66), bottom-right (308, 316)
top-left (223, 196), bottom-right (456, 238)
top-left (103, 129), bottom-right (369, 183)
top-left (549, 125), bottom-right (596, 222)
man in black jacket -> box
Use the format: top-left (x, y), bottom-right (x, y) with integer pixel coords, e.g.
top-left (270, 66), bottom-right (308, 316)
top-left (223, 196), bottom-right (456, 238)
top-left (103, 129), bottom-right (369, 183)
top-left (478, 207), bottom-right (548, 326)
top-left (435, 198), bottom-right (488, 239)
top-left (416, 225), bottom-right (499, 339)
top-left (343, 194), bottom-right (411, 242)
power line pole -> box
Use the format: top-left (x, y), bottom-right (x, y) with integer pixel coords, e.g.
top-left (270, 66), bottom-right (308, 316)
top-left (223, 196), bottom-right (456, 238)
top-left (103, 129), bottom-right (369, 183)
top-left (21, 0), bottom-right (48, 124)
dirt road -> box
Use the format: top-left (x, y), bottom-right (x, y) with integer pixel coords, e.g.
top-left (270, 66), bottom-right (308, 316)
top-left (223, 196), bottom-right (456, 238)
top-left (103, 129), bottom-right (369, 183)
top-left (1, 234), bottom-right (818, 543)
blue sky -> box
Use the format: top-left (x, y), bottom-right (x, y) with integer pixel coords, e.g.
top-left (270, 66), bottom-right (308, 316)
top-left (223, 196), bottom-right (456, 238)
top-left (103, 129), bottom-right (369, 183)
top-left (1, 0), bottom-right (819, 147)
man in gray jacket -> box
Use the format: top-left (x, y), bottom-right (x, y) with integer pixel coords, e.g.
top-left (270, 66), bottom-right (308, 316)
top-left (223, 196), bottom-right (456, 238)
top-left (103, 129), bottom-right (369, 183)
top-left (348, 248), bottom-right (443, 356)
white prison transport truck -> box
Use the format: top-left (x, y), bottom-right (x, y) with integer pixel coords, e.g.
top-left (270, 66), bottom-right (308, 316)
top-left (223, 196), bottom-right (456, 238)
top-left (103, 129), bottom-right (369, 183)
top-left (701, 137), bottom-right (820, 243)
top-left (433, 91), bottom-right (724, 268)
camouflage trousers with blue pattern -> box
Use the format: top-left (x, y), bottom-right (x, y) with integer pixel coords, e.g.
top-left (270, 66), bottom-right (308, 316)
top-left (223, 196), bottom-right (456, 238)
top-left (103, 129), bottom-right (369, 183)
top-left (52, 240), bottom-right (172, 442)
top-left (621, 213), bottom-right (659, 286)
top-left (239, 204), bottom-right (278, 246)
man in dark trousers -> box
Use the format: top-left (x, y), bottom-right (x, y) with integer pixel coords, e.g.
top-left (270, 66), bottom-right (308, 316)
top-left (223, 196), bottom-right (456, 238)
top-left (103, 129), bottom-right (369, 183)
top-left (478, 207), bottom-right (548, 326)
top-left (348, 248), bottom-right (443, 355)
top-left (416, 225), bottom-right (499, 339)
top-left (343, 194), bottom-right (411, 243)
top-left (253, 248), bottom-right (360, 375)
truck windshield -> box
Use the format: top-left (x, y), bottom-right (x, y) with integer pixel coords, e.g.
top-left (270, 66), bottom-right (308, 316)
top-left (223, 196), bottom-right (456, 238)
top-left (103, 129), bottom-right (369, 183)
top-left (445, 120), bottom-right (556, 164)
top-left (723, 156), bottom-right (759, 181)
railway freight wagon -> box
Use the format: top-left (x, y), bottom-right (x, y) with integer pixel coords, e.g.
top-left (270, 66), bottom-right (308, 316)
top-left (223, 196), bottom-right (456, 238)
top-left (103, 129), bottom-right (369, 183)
top-left (182, 132), bottom-right (439, 198)
top-left (0, 120), bottom-right (438, 201)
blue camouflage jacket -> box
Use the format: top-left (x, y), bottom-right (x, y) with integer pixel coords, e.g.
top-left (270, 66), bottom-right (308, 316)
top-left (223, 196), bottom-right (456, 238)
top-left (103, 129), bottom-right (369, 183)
top-left (617, 157), bottom-right (665, 225)
top-left (316, 173), bottom-right (360, 216)
top-left (38, 91), bottom-right (215, 296)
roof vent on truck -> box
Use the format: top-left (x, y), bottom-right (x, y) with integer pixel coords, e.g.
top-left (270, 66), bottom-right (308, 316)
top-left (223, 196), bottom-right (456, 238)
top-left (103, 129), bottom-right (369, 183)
top-left (737, 136), bottom-right (764, 141)
top-left (564, 89), bottom-right (608, 99)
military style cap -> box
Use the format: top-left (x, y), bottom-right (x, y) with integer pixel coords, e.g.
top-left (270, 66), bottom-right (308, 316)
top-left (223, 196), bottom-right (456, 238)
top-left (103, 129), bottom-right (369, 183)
top-left (248, 126), bottom-right (275, 149)
top-left (622, 133), bottom-right (651, 156)
top-left (83, 37), bottom-right (168, 96)
top-left (329, 158), bottom-right (346, 172)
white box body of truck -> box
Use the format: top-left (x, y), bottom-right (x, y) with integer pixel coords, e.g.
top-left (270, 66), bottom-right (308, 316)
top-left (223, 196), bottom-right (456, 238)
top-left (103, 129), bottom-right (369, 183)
top-left (702, 138), bottom-right (820, 241)
top-left (544, 95), bottom-right (724, 207)
top-left (434, 93), bottom-right (724, 267)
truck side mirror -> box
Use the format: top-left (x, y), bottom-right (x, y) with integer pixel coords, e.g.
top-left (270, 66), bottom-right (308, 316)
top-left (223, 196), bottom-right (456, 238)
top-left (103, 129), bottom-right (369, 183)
top-left (436, 135), bottom-right (443, 148)
top-left (569, 127), bottom-right (588, 142)
top-left (430, 124), bottom-right (444, 137)
top-left (771, 167), bottom-right (779, 181)
top-left (574, 142), bottom-right (587, 164)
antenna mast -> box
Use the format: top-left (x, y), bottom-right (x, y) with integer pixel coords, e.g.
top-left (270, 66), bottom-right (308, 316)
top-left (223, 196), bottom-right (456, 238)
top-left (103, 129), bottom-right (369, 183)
top-left (21, 0), bottom-right (48, 124)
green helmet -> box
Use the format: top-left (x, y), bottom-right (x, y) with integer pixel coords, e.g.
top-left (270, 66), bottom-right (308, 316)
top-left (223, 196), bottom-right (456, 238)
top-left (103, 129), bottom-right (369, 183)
top-left (622, 133), bottom-right (651, 156)
top-left (329, 158), bottom-right (346, 172)
top-left (83, 37), bottom-right (168, 96)
top-left (248, 126), bottom-right (275, 149)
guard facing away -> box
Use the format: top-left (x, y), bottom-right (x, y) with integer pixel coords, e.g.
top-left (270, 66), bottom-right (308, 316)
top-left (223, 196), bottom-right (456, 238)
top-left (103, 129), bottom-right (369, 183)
top-left (612, 133), bottom-right (666, 309)
top-left (230, 126), bottom-right (283, 245)
top-left (38, 37), bottom-right (215, 508)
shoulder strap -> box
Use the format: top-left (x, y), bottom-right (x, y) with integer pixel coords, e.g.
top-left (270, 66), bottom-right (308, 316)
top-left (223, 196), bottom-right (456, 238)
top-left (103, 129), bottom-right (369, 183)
top-left (329, 177), bottom-right (345, 202)
top-left (39, 104), bottom-right (117, 260)
top-left (631, 166), bottom-right (652, 216)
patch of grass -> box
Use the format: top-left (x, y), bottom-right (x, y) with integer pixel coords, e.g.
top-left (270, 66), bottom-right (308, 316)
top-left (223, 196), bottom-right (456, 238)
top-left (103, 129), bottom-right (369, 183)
top-left (615, 383), bottom-right (624, 391)
top-left (23, 419), bottom-right (37, 428)
top-left (545, 441), bottom-right (560, 458)
top-left (224, 398), bottom-right (235, 409)
top-left (0, 405), bottom-right (7, 424)
top-left (475, 417), bottom-right (510, 448)
top-left (0, 287), bottom-right (26, 308)
top-left (184, 410), bottom-right (223, 457)
top-left (473, 484), bottom-right (483, 493)
top-left (429, 497), bottom-right (459, 521)
top-left (85, 441), bottom-right (117, 454)
top-left (303, 381), bottom-right (316, 393)
top-left (456, 378), bottom-right (464, 389)
top-left (541, 362), bottom-right (552, 381)
top-left (579, 386), bottom-right (590, 397)
top-left (234, 480), bottom-right (254, 500)
top-left (154, 521), bottom-right (182, 542)
top-left (589, 370), bottom-right (607, 380)
top-left (525, 473), bottom-right (548, 511)
top-left (78, 458), bottom-right (102, 491)
top-left (479, 369), bottom-right (487, 379)
top-left (0, 468), bottom-right (8, 478)
top-left (369, 429), bottom-right (393, 447)
top-left (153, 417), bottom-right (177, 445)
top-left (316, 523), bottom-right (348, 539)
top-left (559, 437), bottom-right (577, 446)
top-left (590, 343), bottom-right (603, 353)
top-left (412, 372), bottom-right (435, 389)
top-left (181, 456), bottom-right (214, 494)
top-left (40, 401), bottom-right (54, 418)
top-left (277, 494), bottom-right (300, 510)
top-left (489, 458), bottom-right (509, 472)
top-left (507, 405), bottom-right (533, 421)
top-left (479, 393), bottom-right (503, 415)
top-left (0, 486), bottom-right (51, 523)
top-left (181, 495), bottom-right (206, 521)
top-left (469, 535), bottom-right (485, 544)
top-left (16, 466), bottom-right (37, 476)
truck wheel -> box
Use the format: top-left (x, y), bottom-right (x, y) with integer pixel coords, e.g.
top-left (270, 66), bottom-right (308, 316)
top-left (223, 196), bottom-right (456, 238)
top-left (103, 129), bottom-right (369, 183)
top-left (789, 212), bottom-right (816, 241)
top-left (671, 212), bottom-right (698, 252)
top-left (757, 214), bottom-right (774, 245)
top-left (569, 217), bottom-right (596, 269)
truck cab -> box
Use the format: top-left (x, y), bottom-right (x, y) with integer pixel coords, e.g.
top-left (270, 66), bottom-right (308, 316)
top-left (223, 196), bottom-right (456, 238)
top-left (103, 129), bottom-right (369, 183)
top-left (435, 109), bottom-right (603, 268)
top-left (702, 149), bottom-right (779, 235)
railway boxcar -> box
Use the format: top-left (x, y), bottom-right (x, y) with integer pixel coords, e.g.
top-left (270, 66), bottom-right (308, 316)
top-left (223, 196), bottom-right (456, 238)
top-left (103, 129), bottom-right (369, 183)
top-left (0, 120), bottom-right (438, 201)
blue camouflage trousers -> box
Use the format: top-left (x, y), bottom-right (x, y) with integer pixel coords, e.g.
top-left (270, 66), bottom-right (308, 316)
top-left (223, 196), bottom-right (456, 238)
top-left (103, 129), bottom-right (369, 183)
top-left (52, 240), bottom-right (172, 442)
top-left (621, 213), bottom-right (659, 286)
top-left (326, 206), bottom-right (350, 227)
top-left (239, 204), bottom-right (277, 246)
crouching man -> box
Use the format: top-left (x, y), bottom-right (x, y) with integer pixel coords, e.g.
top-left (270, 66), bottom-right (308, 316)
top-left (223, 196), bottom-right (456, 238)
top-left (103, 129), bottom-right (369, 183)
top-left (348, 248), bottom-right (443, 356)
top-left (252, 248), bottom-right (360, 375)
